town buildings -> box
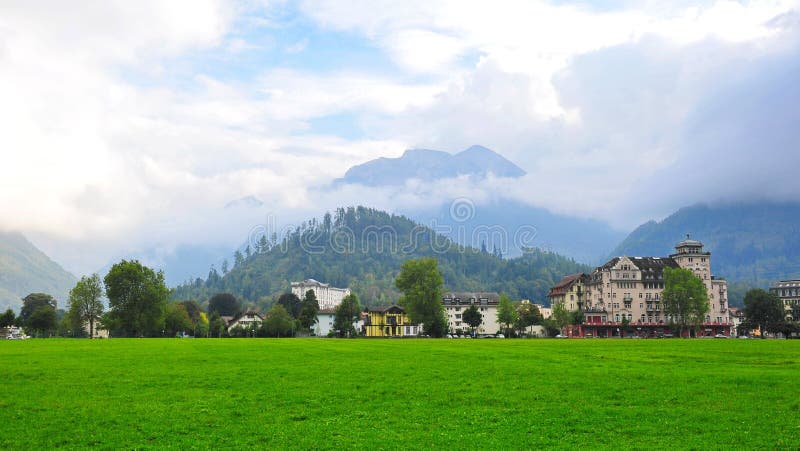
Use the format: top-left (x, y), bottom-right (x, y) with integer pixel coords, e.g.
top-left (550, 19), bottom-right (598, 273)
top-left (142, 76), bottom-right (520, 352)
top-left (362, 305), bottom-right (420, 337)
top-left (550, 237), bottom-right (732, 337)
top-left (442, 292), bottom-right (501, 335)
top-left (227, 310), bottom-right (263, 333)
top-left (769, 280), bottom-right (800, 320)
top-left (291, 279), bottom-right (351, 310)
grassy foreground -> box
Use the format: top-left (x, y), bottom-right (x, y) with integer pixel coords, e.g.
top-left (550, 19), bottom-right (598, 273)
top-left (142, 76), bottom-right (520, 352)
top-left (1, 339), bottom-right (798, 449)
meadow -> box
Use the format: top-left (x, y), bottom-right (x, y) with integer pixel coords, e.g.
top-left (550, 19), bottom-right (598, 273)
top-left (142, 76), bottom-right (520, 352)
top-left (1, 338), bottom-right (798, 449)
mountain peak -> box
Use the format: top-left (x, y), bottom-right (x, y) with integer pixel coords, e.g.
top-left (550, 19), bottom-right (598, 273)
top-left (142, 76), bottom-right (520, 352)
top-left (337, 145), bottom-right (526, 187)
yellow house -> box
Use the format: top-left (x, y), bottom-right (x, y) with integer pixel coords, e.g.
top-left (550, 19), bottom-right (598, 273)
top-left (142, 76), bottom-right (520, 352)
top-left (363, 306), bottom-right (420, 337)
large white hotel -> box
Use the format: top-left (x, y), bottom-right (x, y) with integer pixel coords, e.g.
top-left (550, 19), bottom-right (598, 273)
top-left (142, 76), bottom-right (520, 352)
top-left (291, 279), bottom-right (351, 310)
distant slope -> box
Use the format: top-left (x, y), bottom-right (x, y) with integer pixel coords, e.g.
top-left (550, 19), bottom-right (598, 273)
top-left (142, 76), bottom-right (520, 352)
top-left (334, 145), bottom-right (622, 263)
top-left (337, 145), bottom-right (526, 186)
top-left (0, 232), bottom-right (77, 311)
top-left (413, 199), bottom-right (625, 265)
top-left (612, 202), bottom-right (800, 304)
top-left (172, 206), bottom-right (590, 308)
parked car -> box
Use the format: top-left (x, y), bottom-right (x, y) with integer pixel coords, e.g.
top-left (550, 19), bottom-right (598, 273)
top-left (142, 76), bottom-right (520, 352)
top-left (714, 333), bottom-right (727, 338)
top-left (495, 334), bottom-right (505, 339)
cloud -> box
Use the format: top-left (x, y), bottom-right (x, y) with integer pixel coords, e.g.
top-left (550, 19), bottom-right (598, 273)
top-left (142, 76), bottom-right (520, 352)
top-left (2, 0), bottom-right (800, 279)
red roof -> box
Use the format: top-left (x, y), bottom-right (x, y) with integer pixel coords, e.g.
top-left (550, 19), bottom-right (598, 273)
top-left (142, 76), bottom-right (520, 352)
top-left (547, 273), bottom-right (585, 297)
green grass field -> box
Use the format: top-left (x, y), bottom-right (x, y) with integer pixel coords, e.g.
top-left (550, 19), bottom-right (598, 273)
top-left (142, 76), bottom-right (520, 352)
top-left (1, 338), bottom-right (798, 449)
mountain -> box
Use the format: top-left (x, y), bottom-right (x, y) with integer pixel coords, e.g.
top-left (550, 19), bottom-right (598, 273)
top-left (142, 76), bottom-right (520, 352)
top-left (612, 201), bottom-right (800, 304)
top-left (413, 199), bottom-right (625, 264)
top-left (0, 231), bottom-right (77, 311)
top-left (335, 145), bottom-right (623, 263)
top-left (338, 145), bottom-right (526, 186)
top-left (172, 206), bottom-right (590, 309)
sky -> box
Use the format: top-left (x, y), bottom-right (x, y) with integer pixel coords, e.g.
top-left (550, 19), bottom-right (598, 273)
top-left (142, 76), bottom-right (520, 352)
top-left (1, 0), bottom-right (799, 276)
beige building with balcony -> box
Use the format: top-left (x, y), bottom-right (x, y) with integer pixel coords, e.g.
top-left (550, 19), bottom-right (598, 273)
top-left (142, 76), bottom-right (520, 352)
top-left (769, 280), bottom-right (800, 320)
top-left (553, 236), bottom-right (732, 337)
top-left (443, 292), bottom-right (500, 335)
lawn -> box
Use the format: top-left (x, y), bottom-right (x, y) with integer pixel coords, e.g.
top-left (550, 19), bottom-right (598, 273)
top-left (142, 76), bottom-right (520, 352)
top-left (0, 338), bottom-right (798, 448)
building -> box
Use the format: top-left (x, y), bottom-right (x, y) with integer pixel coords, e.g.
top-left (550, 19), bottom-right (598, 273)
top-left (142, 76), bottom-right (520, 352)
top-left (769, 280), bottom-right (800, 320)
top-left (442, 292), bottom-right (501, 335)
top-left (552, 236), bottom-right (732, 338)
top-left (533, 303), bottom-right (552, 320)
top-left (291, 279), bottom-right (351, 310)
top-left (547, 274), bottom-right (589, 312)
top-left (315, 308), bottom-right (364, 337)
top-left (315, 308), bottom-right (337, 337)
top-left (227, 310), bottom-right (263, 333)
top-left (362, 305), bottom-right (420, 337)
top-left (728, 307), bottom-right (747, 336)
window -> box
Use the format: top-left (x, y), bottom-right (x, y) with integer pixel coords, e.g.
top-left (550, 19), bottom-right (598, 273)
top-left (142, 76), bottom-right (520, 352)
top-left (639, 303), bottom-right (643, 309)
top-left (639, 293), bottom-right (643, 298)
top-left (455, 314), bottom-right (461, 319)
top-left (615, 314), bottom-right (620, 322)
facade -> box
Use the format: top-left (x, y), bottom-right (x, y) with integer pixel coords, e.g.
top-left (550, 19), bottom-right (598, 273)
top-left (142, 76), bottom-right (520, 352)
top-left (554, 237), bottom-right (732, 337)
top-left (442, 292), bottom-right (501, 335)
top-left (291, 279), bottom-right (351, 310)
top-left (728, 307), bottom-right (747, 336)
top-left (315, 308), bottom-right (337, 337)
top-left (547, 274), bottom-right (588, 312)
top-left (83, 321), bottom-right (109, 339)
top-left (532, 303), bottom-right (552, 320)
top-left (769, 280), bottom-right (800, 320)
top-left (227, 310), bottom-right (263, 333)
top-left (362, 306), bottom-right (420, 337)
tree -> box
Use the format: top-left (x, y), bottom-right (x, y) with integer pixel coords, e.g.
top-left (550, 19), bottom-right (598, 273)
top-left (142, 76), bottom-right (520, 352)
top-left (661, 267), bottom-right (709, 337)
top-left (462, 304), bottom-right (482, 336)
top-left (221, 259), bottom-right (229, 275)
top-left (333, 293), bottom-right (361, 337)
top-left (551, 303), bottom-right (571, 332)
top-left (208, 293), bottom-right (241, 317)
top-left (743, 288), bottom-right (785, 338)
top-left (234, 250), bottom-right (244, 268)
top-left (496, 294), bottom-right (517, 336)
top-left (20, 293), bottom-right (57, 325)
top-left (298, 289), bottom-right (320, 332)
top-left (277, 292), bottom-right (302, 318)
top-left (515, 302), bottom-right (543, 336)
top-left (26, 305), bottom-right (57, 337)
top-left (164, 303), bottom-right (192, 336)
top-left (104, 260), bottom-right (170, 337)
top-left (262, 304), bottom-right (294, 338)
top-left (208, 312), bottom-right (226, 338)
top-left (179, 300), bottom-right (202, 324)
top-left (196, 312), bottom-right (210, 337)
top-left (67, 274), bottom-right (104, 338)
top-left (0, 308), bottom-right (16, 327)
top-left (395, 258), bottom-right (446, 337)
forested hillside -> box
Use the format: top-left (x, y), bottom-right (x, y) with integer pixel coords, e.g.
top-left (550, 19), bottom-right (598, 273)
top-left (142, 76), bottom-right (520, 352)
top-left (172, 206), bottom-right (589, 309)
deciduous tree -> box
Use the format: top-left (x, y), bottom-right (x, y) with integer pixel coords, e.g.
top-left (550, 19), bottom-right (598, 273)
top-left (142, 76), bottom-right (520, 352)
top-left (20, 293), bottom-right (56, 325)
top-left (277, 292), bottom-right (302, 318)
top-left (462, 304), bottom-right (482, 336)
top-left (298, 289), bottom-right (320, 332)
top-left (26, 305), bottom-right (57, 337)
top-left (164, 303), bottom-right (192, 336)
top-left (662, 267), bottom-right (709, 337)
top-left (743, 288), bottom-right (785, 338)
top-left (395, 258), bottom-right (446, 337)
top-left (67, 274), bottom-right (104, 338)
top-left (104, 260), bottom-right (170, 337)
top-left (496, 294), bottom-right (517, 336)
top-left (208, 293), bottom-right (241, 317)
top-left (262, 304), bottom-right (294, 338)
top-left (334, 293), bottom-right (361, 337)
top-left (0, 308), bottom-right (16, 327)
